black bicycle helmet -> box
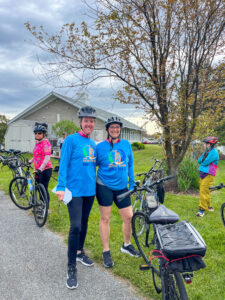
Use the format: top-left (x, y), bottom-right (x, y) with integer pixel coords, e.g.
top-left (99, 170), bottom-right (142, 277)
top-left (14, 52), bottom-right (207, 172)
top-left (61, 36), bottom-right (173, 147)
top-left (105, 116), bottom-right (123, 130)
top-left (77, 106), bottom-right (96, 118)
top-left (203, 136), bottom-right (218, 145)
top-left (33, 122), bottom-right (48, 133)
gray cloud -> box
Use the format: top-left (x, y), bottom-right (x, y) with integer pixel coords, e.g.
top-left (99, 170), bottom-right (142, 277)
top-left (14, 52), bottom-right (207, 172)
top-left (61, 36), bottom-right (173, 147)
top-left (0, 0), bottom-right (140, 119)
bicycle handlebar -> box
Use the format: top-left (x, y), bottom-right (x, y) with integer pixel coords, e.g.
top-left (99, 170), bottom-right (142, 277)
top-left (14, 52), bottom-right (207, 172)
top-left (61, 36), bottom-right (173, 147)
top-left (135, 169), bottom-right (161, 177)
top-left (209, 183), bottom-right (225, 190)
top-left (117, 175), bottom-right (175, 202)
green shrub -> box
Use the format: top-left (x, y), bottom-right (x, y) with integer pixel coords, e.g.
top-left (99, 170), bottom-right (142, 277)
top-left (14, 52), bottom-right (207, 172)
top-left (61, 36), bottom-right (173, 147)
top-left (178, 156), bottom-right (199, 191)
top-left (131, 142), bottom-right (145, 151)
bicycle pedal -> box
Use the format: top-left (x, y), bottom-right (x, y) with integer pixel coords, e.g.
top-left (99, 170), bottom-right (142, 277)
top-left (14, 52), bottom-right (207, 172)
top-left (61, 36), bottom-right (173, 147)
top-left (140, 264), bottom-right (151, 270)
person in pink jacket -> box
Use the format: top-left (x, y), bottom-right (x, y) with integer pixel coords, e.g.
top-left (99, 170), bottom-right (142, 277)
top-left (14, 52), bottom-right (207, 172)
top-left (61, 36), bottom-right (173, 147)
top-left (29, 122), bottom-right (52, 203)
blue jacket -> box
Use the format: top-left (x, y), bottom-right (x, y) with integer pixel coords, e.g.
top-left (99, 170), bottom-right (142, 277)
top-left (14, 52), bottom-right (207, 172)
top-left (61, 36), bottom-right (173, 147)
top-left (198, 148), bottom-right (219, 176)
top-left (56, 133), bottom-right (96, 197)
top-left (96, 139), bottom-right (135, 190)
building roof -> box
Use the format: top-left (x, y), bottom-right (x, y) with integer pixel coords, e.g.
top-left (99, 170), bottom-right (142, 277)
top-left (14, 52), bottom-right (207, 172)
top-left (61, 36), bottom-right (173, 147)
top-left (8, 92), bottom-right (144, 131)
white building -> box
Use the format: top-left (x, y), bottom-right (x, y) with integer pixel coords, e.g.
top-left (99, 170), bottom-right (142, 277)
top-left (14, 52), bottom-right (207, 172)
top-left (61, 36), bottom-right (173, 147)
top-left (5, 92), bottom-right (145, 152)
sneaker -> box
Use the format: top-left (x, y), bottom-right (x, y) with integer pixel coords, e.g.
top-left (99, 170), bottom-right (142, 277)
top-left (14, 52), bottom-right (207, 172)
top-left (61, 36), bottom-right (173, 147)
top-left (102, 250), bottom-right (114, 268)
top-left (196, 210), bottom-right (205, 217)
top-left (120, 243), bottom-right (140, 257)
top-left (76, 249), bottom-right (94, 267)
top-left (66, 265), bottom-right (78, 289)
top-left (208, 207), bottom-right (214, 212)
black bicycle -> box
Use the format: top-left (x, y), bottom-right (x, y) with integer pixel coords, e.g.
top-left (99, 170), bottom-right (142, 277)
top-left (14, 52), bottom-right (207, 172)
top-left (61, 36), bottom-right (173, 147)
top-left (118, 175), bottom-right (173, 263)
top-left (210, 183), bottom-right (225, 227)
top-left (9, 162), bottom-right (48, 227)
top-left (118, 177), bottom-right (206, 300)
top-left (132, 158), bottom-right (165, 212)
top-left (0, 149), bottom-right (27, 178)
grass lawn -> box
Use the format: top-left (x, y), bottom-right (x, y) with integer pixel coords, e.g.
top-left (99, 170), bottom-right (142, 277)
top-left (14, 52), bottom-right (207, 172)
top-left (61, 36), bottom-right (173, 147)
top-left (0, 145), bottom-right (225, 300)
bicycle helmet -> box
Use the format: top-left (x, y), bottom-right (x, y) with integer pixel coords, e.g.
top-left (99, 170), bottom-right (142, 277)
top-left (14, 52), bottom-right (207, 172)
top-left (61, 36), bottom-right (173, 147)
top-left (33, 122), bottom-right (48, 133)
top-left (77, 106), bottom-right (96, 118)
top-left (105, 116), bottom-right (123, 130)
top-left (202, 136), bottom-right (218, 145)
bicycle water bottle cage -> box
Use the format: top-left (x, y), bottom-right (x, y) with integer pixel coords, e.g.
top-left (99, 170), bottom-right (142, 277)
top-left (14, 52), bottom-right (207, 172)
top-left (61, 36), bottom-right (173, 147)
top-left (149, 204), bottom-right (179, 224)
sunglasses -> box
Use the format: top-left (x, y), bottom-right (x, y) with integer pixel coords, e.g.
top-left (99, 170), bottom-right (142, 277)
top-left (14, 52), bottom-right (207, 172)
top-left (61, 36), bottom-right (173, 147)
top-left (35, 132), bottom-right (43, 135)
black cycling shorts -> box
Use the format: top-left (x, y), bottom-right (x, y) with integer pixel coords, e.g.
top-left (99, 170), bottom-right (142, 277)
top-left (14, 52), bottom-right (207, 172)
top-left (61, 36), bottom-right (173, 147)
top-left (96, 183), bottom-right (131, 209)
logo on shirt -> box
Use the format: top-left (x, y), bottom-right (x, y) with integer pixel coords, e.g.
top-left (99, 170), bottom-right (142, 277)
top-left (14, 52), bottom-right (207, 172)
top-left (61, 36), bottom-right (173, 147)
top-left (83, 145), bottom-right (96, 164)
top-left (108, 149), bottom-right (126, 168)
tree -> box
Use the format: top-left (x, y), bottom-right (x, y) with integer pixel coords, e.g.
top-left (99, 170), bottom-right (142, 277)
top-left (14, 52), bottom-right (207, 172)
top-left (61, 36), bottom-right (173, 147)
top-left (52, 120), bottom-right (80, 137)
top-left (0, 115), bottom-right (9, 146)
top-left (26, 0), bottom-right (225, 174)
top-left (191, 62), bottom-right (225, 140)
top-left (214, 121), bottom-right (225, 146)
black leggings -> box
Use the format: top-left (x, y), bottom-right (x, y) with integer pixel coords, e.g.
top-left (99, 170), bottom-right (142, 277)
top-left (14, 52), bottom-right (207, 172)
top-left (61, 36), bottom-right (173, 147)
top-left (38, 168), bottom-right (52, 203)
top-left (67, 196), bottom-right (95, 267)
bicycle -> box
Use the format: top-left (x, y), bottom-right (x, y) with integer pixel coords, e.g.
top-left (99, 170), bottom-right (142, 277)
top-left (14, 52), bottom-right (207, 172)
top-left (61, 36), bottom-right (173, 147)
top-left (0, 150), bottom-right (26, 178)
top-left (9, 161), bottom-right (49, 227)
top-left (209, 183), bottom-right (225, 227)
top-left (118, 175), bottom-right (173, 262)
top-left (135, 157), bottom-right (165, 184)
top-left (117, 177), bottom-right (206, 300)
top-left (132, 158), bottom-right (165, 212)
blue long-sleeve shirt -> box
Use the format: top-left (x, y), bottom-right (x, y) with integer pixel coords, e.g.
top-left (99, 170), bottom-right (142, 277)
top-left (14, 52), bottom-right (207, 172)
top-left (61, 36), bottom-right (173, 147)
top-left (96, 139), bottom-right (135, 190)
top-left (198, 148), bottom-right (219, 176)
top-left (56, 133), bottom-right (96, 197)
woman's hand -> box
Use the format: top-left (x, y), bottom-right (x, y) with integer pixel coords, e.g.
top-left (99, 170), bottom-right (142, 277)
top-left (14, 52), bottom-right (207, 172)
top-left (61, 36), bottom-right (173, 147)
top-left (56, 191), bottom-right (65, 201)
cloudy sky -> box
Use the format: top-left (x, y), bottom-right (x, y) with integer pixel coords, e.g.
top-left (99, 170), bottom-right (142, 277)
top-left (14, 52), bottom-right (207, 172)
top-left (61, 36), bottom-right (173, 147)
top-left (0, 0), bottom-right (142, 122)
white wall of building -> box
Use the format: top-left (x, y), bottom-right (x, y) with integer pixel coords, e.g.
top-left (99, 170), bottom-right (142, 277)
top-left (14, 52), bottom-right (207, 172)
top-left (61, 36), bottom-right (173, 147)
top-left (5, 121), bottom-right (35, 152)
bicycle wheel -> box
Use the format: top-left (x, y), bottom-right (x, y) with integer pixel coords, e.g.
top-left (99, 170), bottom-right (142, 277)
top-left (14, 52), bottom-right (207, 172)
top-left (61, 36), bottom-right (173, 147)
top-left (151, 227), bottom-right (162, 294)
top-left (221, 203), bottom-right (225, 227)
top-left (132, 211), bottom-right (153, 263)
top-left (9, 176), bottom-right (32, 210)
top-left (33, 183), bottom-right (48, 227)
top-left (161, 270), bottom-right (188, 300)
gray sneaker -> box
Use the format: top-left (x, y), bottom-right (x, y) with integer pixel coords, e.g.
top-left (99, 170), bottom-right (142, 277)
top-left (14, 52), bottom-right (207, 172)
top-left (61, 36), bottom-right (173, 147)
top-left (120, 243), bottom-right (140, 257)
top-left (76, 249), bottom-right (94, 267)
top-left (66, 265), bottom-right (78, 289)
top-left (102, 250), bottom-right (114, 268)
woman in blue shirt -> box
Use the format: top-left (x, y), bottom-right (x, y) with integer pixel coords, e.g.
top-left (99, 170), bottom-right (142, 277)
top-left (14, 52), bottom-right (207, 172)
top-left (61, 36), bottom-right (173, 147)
top-left (196, 136), bottom-right (219, 217)
top-left (56, 106), bottom-right (96, 289)
top-left (96, 116), bottom-right (140, 268)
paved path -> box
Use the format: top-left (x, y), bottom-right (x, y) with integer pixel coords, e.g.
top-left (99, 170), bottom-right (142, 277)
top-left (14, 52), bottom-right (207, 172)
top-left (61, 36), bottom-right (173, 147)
top-left (0, 190), bottom-right (146, 300)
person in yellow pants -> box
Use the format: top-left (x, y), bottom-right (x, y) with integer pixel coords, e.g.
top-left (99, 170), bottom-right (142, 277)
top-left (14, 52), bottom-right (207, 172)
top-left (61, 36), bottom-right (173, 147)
top-left (197, 136), bottom-right (219, 217)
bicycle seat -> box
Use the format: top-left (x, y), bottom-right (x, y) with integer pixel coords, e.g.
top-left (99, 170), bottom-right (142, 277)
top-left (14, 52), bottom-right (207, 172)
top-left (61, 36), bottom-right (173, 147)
top-left (149, 204), bottom-right (179, 224)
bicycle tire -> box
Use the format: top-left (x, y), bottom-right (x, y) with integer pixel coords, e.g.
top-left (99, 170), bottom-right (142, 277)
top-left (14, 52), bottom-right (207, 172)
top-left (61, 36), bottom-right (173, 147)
top-left (132, 211), bottom-right (152, 263)
top-left (33, 183), bottom-right (48, 227)
top-left (161, 270), bottom-right (188, 300)
top-left (221, 203), bottom-right (225, 227)
top-left (9, 176), bottom-right (32, 210)
top-left (151, 226), bottom-right (162, 294)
